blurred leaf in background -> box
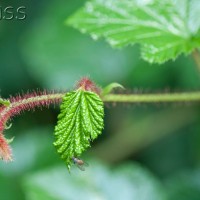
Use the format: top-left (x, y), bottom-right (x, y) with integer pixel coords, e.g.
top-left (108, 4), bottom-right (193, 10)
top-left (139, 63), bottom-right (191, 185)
top-left (21, 0), bottom-right (137, 90)
top-left (22, 161), bottom-right (167, 200)
top-left (67, 0), bottom-right (200, 63)
top-left (21, 0), bottom-right (200, 91)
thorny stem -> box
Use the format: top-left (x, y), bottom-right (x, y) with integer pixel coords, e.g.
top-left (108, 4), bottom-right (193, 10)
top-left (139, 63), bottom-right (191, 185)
top-left (0, 92), bottom-right (64, 161)
top-left (1, 90), bottom-right (200, 161)
top-left (1, 91), bottom-right (200, 129)
top-left (0, 93), bottom-right (64, 133)
top-left (1, 91), bottom-right (200, 133)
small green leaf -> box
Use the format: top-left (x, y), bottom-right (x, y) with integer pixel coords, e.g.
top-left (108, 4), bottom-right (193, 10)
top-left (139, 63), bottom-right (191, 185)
top-left (101, 82), bottom-right (124, 96)
top-left (5, 123), bottom-right (12, 130)
top-left (54, 89), bottom-right (104, 170)
top-left (0, 98), bottom-right (10, 106)
top-left (6, 137), bottom-right (14, 144)
top-left (67, 0), bottom-right (200, 63)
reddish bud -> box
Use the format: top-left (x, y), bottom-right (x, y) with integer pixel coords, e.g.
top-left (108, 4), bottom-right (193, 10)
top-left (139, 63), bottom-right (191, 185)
top-left (76, 77), bottom-right (101, 94)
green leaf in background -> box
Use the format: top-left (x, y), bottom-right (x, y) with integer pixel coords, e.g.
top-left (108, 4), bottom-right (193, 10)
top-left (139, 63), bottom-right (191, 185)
top-left (54, 90), bottom-right (104, 169)
top-left (67, 0), bottom-right (200, 63)
top-left (21, 0), bottom-right (136, 90)
top-left (22, 161), bottom-right (167, 200)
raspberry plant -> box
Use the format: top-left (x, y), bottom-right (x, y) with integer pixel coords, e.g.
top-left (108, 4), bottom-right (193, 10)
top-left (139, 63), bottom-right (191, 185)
top-left (1, 0), bottom-right (200, 171)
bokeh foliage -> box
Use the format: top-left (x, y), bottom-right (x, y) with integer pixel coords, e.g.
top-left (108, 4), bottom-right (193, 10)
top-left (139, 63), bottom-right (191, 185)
top-left (0, 0), bottom-right (200, 199)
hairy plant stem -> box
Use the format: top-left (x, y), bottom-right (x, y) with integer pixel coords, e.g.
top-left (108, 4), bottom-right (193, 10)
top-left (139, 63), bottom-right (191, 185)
top-left (1, 90), bottom-right (200, 132)
top-left (0, 92), bottom-right (64, 161)
top-left (1, 91), bottom-right (200, 123)
top-left (1, 90), bottom-right (200, 161)
top-left (0, 93), bottom-right (64, 134)
top-left (1, 91), bottom-right (200, 126)
top-left (102, 92), bottom-right (200, 103)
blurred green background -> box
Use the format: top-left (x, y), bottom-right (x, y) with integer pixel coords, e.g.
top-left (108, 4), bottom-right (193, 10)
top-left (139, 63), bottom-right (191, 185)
top-left (1, 0), bottom-right (200, 199)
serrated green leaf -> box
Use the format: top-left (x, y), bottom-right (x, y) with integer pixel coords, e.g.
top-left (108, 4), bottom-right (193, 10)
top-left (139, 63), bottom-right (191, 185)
top-left (67, 0), bottom-right (200, 63)
top-left (54, 89), bottom-right (104, 170)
